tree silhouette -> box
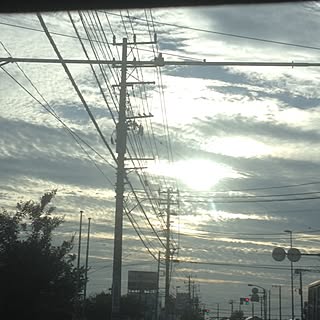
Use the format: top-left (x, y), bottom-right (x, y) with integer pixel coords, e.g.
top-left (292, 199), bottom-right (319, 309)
top-left (0, 190), bottom-right (85, 320)
top-left (84, 292), bottom-right (145, 320)
top-left (230, 310), bottom-right (245, 320)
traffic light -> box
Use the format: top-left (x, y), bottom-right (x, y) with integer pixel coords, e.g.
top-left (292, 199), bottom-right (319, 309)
top-left (245, 297), bottom-right (250, 305)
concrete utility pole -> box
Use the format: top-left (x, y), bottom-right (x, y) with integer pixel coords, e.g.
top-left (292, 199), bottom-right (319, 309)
top-left (229, 300), bottom-right (234, 315)
top-left (299, 271), bottom-right (303, 320)
top-left (165, 188), bottom-right (171, 320)
top-left (159, 188), bottom-right (179, 320)
top-left (272, 285), bottom-right (282, 320)
top-left (285, 229), bottom-right (294, 320)
top-left (295, 269), bottom-right (309, 320)
top-left (77, 210), bottom-right (84, 293)
top-left (84, 217), bottom-right (91, 301)
top-left (155, 251), bottom-right (161, 320)
top-left (111, 37), bottom-right (128, 320)
top-left (111, 35), bottom-right (156, 320)
top-left (75, 210), bottom-right (84, 319)
top-left (185, 275), bottom-right (195, 312)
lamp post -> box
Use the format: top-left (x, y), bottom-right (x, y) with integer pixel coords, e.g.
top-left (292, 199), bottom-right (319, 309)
top-left (285, 229), bottom-right (294, 320)
top-left (272, 285), bottom-right (282, 320)
top-left (268, 290), bottom-right (271, 320)
top-left (248, 284), bottom-right (267, 320)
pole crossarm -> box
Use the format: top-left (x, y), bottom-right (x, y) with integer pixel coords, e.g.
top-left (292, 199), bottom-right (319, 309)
top-left (2, 56), bottom-right (320, 67)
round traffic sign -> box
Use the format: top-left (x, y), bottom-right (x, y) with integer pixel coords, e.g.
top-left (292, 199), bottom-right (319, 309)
top-left (287, 248), bottom-right (301, 262)
top-left (272, 247), bottom-right (286, 262)
top-left (252, 287), bottom-right (258, 294)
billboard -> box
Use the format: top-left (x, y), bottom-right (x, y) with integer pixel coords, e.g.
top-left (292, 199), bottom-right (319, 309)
top-left (128, 271), bottom-right (158, 291)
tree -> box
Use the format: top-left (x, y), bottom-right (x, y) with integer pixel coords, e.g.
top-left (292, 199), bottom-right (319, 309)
top-left (84, 292), bottom-right (145, 320)
top-left (230, 310), bottom-right (245, 320)
top-left (0, 190), bottom-right (85, 320)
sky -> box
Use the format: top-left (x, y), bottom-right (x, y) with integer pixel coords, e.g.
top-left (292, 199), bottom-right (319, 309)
top-left (1, 2), bottom-right (320, 318)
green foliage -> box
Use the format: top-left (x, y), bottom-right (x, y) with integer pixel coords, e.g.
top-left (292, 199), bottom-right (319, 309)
top-left (0, 191), bottom-right (84, 320)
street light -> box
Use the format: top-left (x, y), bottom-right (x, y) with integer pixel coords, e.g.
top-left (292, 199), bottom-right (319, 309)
top-left (272, 285), bottom-right (282, 320)
top-left (285, 229), bottom-right (294, 320)
top-left (248, 284), bottom-right (267, 320)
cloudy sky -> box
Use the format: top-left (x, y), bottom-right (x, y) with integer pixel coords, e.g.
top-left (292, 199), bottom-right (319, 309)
top-left (1, 2), bottom-right (320, 318)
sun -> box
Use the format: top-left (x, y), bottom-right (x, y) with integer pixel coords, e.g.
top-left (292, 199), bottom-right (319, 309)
top-left (147, 159), bottom-right (242, 190)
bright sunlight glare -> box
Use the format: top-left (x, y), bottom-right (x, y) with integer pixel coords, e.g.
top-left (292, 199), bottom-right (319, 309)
top-left (148, 159), bottom-right (243, 190)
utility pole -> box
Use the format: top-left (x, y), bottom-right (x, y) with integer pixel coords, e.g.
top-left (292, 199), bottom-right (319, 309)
top-left (229, 300), bottom-right (234, 315)
top-left (84, 217), bottom-right (91, 301)
top-left (111, 37), bottom-right (128, 320)
top-left (77, 210), bottom-right (83, 291)
top-left (75, 210), bottom-right (84, 319)
top-left (299, 271), bottom-right (303, 320)
top-left (272, 285), bottom-right (282, 320)
top-left (295, 269), bottom-right (304, 320)
top-left (111, 35), bottom-right (157, 320)
top-left (279, 286), bottom-right (282, 320)
top-left (165, 188), bottom-right (171, 320)
top-left (217, 303), bottom-right (220, 320)
top-left (186, 275), bottom-right (194, 312)
top-left (159, 187), bottom-right (179, 320)
top-left (155, 251), bottom-right (161, 320)
top-left (285, 230), bottom-right (294, 320)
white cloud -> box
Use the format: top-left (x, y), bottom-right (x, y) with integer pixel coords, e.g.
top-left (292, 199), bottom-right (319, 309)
top-left (1, 6), bottom-right (320, 311)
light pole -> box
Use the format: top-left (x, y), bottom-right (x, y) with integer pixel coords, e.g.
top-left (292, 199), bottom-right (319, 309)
top-left (268, 290), bottom-right (271, 320)
top-left (248, 284), bottom-right (267, 320)
top-left (285, 229), bottom-right (294, 320)
top-left (272, 285), bottom-right (282, 320)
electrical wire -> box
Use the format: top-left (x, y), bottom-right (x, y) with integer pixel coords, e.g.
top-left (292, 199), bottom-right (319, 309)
top-left (37, 13), bottom-right (117, 166)
top-left (0, 65), bottom-right (115, 187)
top-left (104, 11), bottom-right (320, 53)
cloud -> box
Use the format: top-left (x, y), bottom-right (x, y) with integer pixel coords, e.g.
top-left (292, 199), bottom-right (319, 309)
top-left (2, 7), bottom-right (320, 311)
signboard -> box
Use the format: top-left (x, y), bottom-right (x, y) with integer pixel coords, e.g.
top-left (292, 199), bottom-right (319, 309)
top-left (251, 293), bottom-right (259, 302)
top-left (272, 247), bottom-right (286, 261)
top-left (128, 271), bottom-right (158, 291)
top-left (287, 248), bottom-right (301, 262)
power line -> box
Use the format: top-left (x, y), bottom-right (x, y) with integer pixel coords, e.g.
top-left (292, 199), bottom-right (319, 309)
top-left (104, 11), bottom-right (320, 52)
top-left (0, 65), bottom-right (115, 187)
top-left (37, 13), bottom-right (118, 166)
top-left (176, 259), bottom-right (318, 271)
top-left (182, 195), bottom-right (320, 204)
top-left (179, 181), bottom-right (320, 194)
top-left (180, 190), bottom-right (320, 199)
